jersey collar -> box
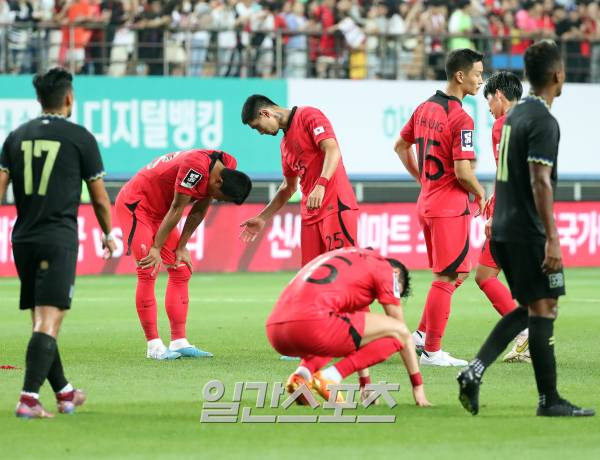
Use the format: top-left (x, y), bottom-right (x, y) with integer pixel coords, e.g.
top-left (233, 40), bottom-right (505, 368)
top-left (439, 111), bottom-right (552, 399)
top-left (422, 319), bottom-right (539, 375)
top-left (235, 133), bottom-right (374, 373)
top-left (285, 106), bottom-right (298, 132)
top-left (525, 91), bottom-right (552, 111)
top-left (435, 90), bottom-right (463, 106)
top-left (39, 112), bottom-right (67, 120)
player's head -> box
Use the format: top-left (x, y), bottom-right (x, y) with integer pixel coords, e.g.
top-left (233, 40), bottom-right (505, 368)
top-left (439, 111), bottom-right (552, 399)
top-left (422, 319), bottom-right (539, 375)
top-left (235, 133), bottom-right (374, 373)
top-left (524, 40), bottom-right (565, 97)
top-left (385, 258), bottom-right (411, 299)
top-left (241, 94), bottom-right (281, 136)
top-left (210, 168), bottom-right (252, 205)
top-left (33, 67), bottom-right (74, 116)
top-left (445, 48), bottom-right (484, 96)
top-left (483, 71), bottom-right (523, 119)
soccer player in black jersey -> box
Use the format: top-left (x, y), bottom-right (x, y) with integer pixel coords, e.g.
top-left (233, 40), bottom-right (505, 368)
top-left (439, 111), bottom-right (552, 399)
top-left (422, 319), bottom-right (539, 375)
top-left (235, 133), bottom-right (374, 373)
top-left (457, 41), bottom-right (594, 417)
top-left (0, 68), bottom-right (117, 419)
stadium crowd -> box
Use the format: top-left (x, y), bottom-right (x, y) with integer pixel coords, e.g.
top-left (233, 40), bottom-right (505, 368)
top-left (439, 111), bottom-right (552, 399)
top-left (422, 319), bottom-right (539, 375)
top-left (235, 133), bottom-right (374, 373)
top-left (0, 0), bottom-right (599, 80)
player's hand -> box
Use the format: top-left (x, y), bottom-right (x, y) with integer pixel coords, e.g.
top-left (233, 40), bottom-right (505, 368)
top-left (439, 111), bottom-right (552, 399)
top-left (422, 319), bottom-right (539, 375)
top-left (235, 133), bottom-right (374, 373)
top-left (474, 194), bottom-right (486, 217)
top-left (542, 236), bottom-right (563, 274)
top-left (412, 385), bottom-right (432, 407)
top-left (307, 184), bottom-right (325, 210)
top-left (174, 247), bottom-right (193, 272)
top-left (484, 217), bottom-right (493, 240)
top-left (239, 216), bottom-right (266, 243)
top-left (138, 244), bottom-right (162, 276)
top-left (102, 234), bottom-right (117, 260)
top-left (483, 194), bottom-right (494, 219)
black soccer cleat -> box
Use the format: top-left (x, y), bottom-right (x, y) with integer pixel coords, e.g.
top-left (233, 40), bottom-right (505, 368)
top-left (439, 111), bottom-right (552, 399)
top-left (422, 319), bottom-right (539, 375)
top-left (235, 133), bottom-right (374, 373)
top-left (457, 366), bottom-right (481, 415)
top-left (537, 398), bottom-right (595, 417)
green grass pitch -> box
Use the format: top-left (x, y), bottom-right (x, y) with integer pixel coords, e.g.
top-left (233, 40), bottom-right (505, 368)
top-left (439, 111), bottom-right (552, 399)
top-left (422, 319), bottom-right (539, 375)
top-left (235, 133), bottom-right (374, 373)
top-left (1, 269), bottom-right (599, 459)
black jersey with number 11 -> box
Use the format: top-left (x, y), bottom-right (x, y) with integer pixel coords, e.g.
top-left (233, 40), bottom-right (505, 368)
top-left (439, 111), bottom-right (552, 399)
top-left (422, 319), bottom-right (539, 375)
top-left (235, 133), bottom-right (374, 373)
top-left (0, 115), bottom-right (105, 249)
top-left (492, 95), bottom-right (560, 242)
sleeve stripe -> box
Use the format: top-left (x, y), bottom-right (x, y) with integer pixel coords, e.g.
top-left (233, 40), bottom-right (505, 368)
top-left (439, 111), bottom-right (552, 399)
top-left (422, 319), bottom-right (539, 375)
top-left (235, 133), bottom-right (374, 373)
top-left (527, 156), bottom-right (554, 167)
top-left (85, 171), bottom-right (106, 181)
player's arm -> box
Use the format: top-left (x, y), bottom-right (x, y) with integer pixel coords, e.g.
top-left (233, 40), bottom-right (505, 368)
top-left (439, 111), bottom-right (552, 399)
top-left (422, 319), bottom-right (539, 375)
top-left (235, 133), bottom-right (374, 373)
top-left (454, 160), bottom-right (486, 215)
top-left (240, 175), bottom-right (299, 243)
top-left (530, 162), bottom-right (561, 273)
top-left (174, 196), bottom-right (211, 271)
top-left (381, 303), bottom-right (430, 407)
top-left (394, 136), bottom-right (420, 183)
top-left (0, 170), bottom-right (9, 203)
top-left (86, 178), bottom-right (117, 259)
top-left (139, 191), bottom-right (193, 274)
top-left (307, 138), bottom-right (341, 210)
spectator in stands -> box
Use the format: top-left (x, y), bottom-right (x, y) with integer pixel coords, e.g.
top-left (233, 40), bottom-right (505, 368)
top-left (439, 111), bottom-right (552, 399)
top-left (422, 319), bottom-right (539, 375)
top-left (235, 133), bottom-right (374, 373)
top-left (0, 0), bottom-right (13, 73)
top-left (107, 0), bottom-right (136, 76)
top-left (212, 0), bottom-right (239, 76)
top-left (187, 0), bottom-right (212, 76)
top-left (248, 1), bottom-right (276, 78)
top-left (314, 0), bottom-right (338, 78)
top-left (8, 0), bottom-right (35, 73)
top-left (284, 0), bottom-right (308, 78)
top-left (448, 0), bottom-right (474, 50)
top-left (135, 0), bottom-right (171, 75)
top-left (556, 3), bottom-right (586, 81)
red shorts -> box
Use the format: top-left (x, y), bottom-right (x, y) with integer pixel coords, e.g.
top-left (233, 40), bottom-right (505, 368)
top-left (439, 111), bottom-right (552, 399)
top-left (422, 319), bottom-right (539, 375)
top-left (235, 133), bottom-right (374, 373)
top-left (115, 190), bottom-right (180, 266)
top-left (419, 214), bottom-right (471, 274)
top-left (266, 312), bottom-right (366, 358)
top-left (478, 238), bottom-right (499, 269)
top-left (301, 209), bottom-right (358, 266)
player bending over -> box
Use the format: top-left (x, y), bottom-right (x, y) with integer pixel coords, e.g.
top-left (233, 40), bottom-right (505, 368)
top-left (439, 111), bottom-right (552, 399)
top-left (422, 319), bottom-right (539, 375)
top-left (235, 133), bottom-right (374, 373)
top-left (266, 247), bottom-right (431, 407)
top-left (116, 149), bottom-right (252, 360)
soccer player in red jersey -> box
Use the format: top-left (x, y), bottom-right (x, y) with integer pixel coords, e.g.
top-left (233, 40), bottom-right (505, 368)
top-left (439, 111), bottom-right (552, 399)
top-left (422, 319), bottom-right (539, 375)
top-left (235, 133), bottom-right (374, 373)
top-left (266, 247), bottom-right (431, 407)
top-left (479, 71), bottom-right (530, 363)
top-left (115, 150), bottom-right (252, 360)
top-left (394, 49), bottom-right (487, 366)
top-left (240, 95), bottom-right (373, 392)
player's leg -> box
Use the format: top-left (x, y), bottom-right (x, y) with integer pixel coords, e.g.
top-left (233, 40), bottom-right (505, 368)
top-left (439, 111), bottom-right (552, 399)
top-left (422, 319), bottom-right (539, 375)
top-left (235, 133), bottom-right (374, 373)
top-left (413, 215), bottom-right (431, 352)
top-left (161, 230), bottom-right (212, 358)
top-left (420, 215), bottom-right (469, 366)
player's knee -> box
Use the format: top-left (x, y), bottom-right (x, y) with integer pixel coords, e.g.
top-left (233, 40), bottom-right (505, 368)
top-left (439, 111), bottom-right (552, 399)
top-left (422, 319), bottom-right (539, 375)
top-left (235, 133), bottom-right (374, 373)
top-left (475, 271), bottom-right (488, 287)
top-left (137, 266), bottom-right (156, 281)
top-left (167, 265), bottom-right (191, 283)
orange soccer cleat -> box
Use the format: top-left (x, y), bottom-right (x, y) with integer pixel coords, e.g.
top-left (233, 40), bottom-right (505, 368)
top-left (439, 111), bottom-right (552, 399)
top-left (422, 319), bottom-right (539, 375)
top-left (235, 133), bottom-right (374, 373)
top-left (312, 371), bottom-right (345, 403)
top-left (285, 373), bottom-right (314, 405)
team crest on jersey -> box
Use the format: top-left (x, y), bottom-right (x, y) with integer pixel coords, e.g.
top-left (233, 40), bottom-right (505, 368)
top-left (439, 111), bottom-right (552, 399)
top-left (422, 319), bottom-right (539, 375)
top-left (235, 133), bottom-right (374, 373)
top-left (313, 126), bottom-right (325, 136)
top-left (461, 130), bottom-right (474, 151)
top-left (181, 169), bottom-right (203, 189)
top-left (548, 272), bottom-right (564, 289)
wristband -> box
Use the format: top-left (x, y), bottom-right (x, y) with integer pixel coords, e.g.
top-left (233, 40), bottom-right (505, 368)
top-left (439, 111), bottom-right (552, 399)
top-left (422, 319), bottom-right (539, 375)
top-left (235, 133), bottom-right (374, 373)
top-left (315, 177), bottom-right (329, 188)
top-left (409, 372), bottom-right (423, 387)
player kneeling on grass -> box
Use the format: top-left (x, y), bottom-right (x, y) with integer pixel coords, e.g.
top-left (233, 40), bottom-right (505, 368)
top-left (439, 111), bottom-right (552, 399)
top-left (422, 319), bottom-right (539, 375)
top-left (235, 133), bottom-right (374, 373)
top-left (116, 149), bottom-right (252, 360)
top-left (266, 247), bottom-right (431, 407)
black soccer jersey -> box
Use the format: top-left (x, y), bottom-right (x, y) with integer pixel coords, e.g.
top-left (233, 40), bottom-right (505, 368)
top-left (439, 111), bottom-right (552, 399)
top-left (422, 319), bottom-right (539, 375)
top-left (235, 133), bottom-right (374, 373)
top-left (492, 95), bottom-right (560, 242)
top-left (0, 114), bottom-right (105, 249)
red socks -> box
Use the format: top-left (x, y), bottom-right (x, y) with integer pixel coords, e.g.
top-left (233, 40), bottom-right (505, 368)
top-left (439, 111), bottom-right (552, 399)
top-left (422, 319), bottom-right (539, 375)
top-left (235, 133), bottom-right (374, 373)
top-left (135, 269), bottom-right (159, 341)
top-left (165, 266), bottom-right (192, 341)
top-left (301, 356), bottom-right (332, 374)
top-left (424, 281), bottom-right (456, 352)
top-left (335, 337), bottom-right (404, 379)
top-left (478, 277), bottom-right (516, 316)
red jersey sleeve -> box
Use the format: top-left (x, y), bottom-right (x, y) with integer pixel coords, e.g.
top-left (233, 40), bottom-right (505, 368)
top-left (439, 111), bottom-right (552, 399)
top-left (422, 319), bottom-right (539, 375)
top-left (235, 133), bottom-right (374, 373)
top-left (301, 107), bottom-right (336, 145)
top-left (491, 116), bottom-right (505, 164)
top-left (373, 263), bottom-right (402, 307)
top-left (174, 155), bottom-right (210, 199)
top-left (400, 111), bottom-right (416, 144)
top-left (220, 151), bottom-right (238, 170)
top-left (281, 152), bottom-right (298, 178)
top-left (451, 112), bottom-right (476, 161)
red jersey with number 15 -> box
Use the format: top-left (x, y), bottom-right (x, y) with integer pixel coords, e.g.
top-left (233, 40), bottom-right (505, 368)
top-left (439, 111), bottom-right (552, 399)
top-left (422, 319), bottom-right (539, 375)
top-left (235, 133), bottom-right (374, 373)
top-left (266, 247), bottom-right (402, 325)
top-left (120, 149), bottom-right (237, 220)
top-left (281, 106), bottom-right (358, 225)
top-left (401, 91), bottom-right (476, 218)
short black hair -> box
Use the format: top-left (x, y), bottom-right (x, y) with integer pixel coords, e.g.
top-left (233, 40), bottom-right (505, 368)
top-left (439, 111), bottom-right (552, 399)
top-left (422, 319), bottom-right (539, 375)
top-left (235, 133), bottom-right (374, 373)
top-left (386, 258), bottom-right (411, 299)
top-left (241, 94), bottom-right (277, 125)
top-left (445, 48), bottom-right (484, 81)
top-left (220, 168), bottom-right (252, 205)
top-left (483, 71), bottom-right (523, 101)
top-left (33, 67), bottom-right (73, 110)
top-left (524, 40), bottom-right (563, 89)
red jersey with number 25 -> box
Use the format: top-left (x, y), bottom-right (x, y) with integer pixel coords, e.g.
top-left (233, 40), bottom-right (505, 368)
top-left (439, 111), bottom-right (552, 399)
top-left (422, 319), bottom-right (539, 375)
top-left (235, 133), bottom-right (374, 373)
top-left (266, 247), bottom-right (402, 325)
top-left (401, 91), bottom-right (476, 218)
top-left (281, 106), bottom-right (358, 225)
top-left (487, 114), bottom-right (506, 218)
top-left (121, 149), bottom-right (237, 220)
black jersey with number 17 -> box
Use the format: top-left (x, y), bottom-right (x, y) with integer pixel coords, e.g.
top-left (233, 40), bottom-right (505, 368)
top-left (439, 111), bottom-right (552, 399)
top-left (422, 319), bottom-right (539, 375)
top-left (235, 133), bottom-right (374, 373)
top-left (0, 115), bottom-right (105, 249)
top-left (492, 96), bottom-right (560, 242)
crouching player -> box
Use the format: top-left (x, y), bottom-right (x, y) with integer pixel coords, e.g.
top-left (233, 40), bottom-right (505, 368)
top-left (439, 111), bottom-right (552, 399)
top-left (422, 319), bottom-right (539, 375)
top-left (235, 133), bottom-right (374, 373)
top-left (266, 247), bottom-right (431, 406)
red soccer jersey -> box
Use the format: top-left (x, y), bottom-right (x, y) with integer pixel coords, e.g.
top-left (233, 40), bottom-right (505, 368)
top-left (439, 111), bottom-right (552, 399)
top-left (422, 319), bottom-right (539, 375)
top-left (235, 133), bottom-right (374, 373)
top-left (281, 106), bottom-right (358, 224)
top-left (266, 247), bottom-right (402, 325)
top-left (400, 91), bottom-right (476, 218)
top-left (488, 114), bottom-right (506, 218)
top-left (122, 149), bottom-right (237, 220)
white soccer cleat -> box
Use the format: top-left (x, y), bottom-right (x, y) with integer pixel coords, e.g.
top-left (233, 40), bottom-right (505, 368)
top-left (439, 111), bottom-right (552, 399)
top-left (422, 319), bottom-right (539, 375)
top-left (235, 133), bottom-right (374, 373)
top-left (503, 332), bottom-right (531, 363)
top-left (147, 342), bottom-right (181, 360)
top-left (420, 350), bottom-right (468, 367)
top-left (413, 331), bottom-right (425, 356)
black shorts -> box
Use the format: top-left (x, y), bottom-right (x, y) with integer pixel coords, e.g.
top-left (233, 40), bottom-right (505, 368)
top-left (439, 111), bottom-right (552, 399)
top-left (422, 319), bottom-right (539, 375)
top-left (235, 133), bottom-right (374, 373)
top-left (12, 243), bottom-right (78, 310)
top-left (490, 240), bottom-right (566, 306)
